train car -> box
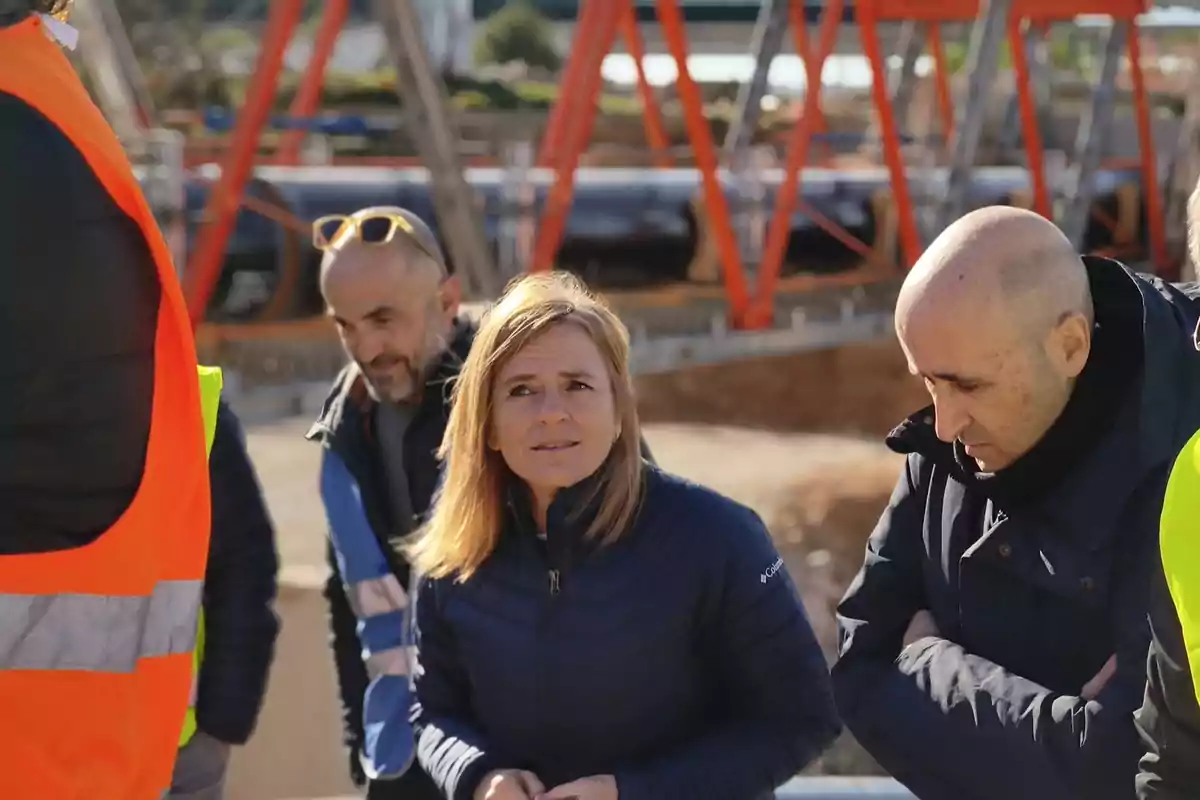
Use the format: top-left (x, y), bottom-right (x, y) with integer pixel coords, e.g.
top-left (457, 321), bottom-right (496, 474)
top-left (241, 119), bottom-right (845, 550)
top-left (157, 164), bottom-right (1149, 322)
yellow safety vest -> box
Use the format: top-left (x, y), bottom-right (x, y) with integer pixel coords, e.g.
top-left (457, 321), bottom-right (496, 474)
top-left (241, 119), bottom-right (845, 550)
top-left (1159, 427), bottom-right (1200, 703)
top-left (178, 365), bottom-right (224, 747)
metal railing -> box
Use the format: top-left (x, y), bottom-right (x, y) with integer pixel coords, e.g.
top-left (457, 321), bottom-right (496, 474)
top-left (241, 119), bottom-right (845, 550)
top-left (304, 777), bottom-right (914, 800)
top-left (778, 776), bottom-right (914, 798)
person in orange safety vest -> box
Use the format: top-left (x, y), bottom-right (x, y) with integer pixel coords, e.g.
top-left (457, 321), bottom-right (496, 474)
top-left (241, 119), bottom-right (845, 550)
top-left (0, 2), bottom-right (222, 798)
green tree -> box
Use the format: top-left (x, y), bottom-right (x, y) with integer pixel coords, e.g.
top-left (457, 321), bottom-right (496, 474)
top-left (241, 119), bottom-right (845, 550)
top-left (474, 0), bottom-right (562, 72)
top-left (940, 40), bottom-right (1014, 75)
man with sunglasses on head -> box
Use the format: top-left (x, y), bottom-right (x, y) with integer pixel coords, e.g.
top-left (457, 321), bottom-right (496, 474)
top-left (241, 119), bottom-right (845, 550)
top-left (307, 206), bottom-right (470, 800)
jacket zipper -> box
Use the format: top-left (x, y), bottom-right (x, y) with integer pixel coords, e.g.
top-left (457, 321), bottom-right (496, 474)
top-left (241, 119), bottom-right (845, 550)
top-left (548, 530), bottom-right (569, 598)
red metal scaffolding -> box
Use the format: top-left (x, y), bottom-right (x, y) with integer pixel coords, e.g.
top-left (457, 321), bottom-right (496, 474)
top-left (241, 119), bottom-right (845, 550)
top-left (857, 0), bottom-right (1165, 273)
top-left (537, 0), bottom-right (671, 169)
top-left (529, 0), bottom-right (877, 329)
top-left (182, 0), bottom-right (1169, 333)
top-left (185, 0), bottom-right (304, 326)
top-left (529, 0), bottom-right (944, 329)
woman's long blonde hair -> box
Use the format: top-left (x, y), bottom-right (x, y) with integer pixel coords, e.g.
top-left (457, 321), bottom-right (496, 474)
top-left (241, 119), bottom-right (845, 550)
top-left (405, 271), bottom-right (645, 581)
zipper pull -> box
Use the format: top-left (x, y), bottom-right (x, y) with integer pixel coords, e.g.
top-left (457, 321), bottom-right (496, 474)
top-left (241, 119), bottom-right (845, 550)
top-left (548, 569), bottom-right (561, 596)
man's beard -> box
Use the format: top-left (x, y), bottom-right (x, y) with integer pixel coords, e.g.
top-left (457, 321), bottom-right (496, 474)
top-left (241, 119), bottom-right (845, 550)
top-left (362, 356), bottom-right (422, 403)
top-left (360, 329), bottom-right (448, 404)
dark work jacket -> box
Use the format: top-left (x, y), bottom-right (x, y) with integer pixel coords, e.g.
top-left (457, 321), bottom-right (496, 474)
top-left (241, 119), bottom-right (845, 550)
top-left (832, 258), bottom-right (1200, 800)
top-left (412, 466), bottom-right (841, 800)
top-left (0, 92), bottom-right (158, 554)
top-left (306, 320), bottom-right (477, 799)
top-left (198, 399), bottom-right (281, 745)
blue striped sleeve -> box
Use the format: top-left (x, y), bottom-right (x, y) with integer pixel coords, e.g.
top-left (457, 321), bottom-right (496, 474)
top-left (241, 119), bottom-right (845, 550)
top-left (320, 448), bottom-right (415, 780)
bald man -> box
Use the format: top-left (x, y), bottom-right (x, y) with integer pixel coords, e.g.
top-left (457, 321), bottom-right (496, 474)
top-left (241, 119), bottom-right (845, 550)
top-left (832, 206), bottom-right (1200, 800)
top-left (307, 207), bottom-right (466, 800)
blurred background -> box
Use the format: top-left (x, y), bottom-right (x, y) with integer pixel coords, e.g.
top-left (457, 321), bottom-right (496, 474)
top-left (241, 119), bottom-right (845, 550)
top-left (67, 0), bottom-right (1200, 796)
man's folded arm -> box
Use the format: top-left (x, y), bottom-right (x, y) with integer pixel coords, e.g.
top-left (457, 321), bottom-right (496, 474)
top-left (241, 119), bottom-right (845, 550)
top-left (831, 456), bottom-right (984, 800)
top-left (834, 459), bottom-right (1160, 800)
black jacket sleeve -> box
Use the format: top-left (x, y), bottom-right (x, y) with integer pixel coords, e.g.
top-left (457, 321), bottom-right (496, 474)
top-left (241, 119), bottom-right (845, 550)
top-left (833, 457), bottom-right (1157, 800)
top-left (612, 504), bottom-right (841, 800)
top-left (196, 400), bottom-right (281, 745)
top-left (1135, 546), bottom-right (1200, 798)
top-left (325, 538), bottom-right (371, 787)
top-left (412, 575), bottom-right (508, 800)
top-left (0, 93), bottom-right (158, 554)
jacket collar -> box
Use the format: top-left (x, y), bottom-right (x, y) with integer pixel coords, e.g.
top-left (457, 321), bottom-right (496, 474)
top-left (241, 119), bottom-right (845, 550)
top-left (1129, 264), bottom-right (1200, 463)
top-left (504, 464), bottom-right (609, 546)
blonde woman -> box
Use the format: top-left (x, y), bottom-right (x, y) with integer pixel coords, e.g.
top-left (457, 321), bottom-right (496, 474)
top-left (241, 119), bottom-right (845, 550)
top-left (406, 272), bottom-right (840, 800)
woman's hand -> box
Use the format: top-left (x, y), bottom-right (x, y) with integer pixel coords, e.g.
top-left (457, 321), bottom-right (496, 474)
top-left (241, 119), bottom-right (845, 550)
top-left (538, 774), bottom-right (618, 800)
top-left (475, 769), bottom-right (546, 800)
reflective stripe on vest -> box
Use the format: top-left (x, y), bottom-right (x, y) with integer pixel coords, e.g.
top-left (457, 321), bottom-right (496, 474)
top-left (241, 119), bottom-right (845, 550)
top-left (1160, 428), bottom-right (1200, 703)
top-left (179, 366), bottom-right (224, 748)
top-left (0, 578), bottom-right (201, 670)
top-left (0, 17), bottom-right (215, 798)
top-left (0, 367), bottom-right (218, 740)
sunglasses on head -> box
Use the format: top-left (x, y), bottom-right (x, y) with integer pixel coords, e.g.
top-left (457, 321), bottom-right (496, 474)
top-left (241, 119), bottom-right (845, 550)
top-left (312, 212), bottom-right (437, 264)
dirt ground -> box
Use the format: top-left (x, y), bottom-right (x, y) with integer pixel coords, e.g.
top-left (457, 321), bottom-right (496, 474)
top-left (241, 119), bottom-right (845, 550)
top-left (636, 338), bottom-right (927, 437)
top-left (225, 338), bottom-right (921, 798)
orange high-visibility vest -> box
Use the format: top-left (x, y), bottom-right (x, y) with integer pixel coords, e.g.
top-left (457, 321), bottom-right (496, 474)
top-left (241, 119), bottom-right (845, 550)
top-left (0, 15), bottom-right (214, 800)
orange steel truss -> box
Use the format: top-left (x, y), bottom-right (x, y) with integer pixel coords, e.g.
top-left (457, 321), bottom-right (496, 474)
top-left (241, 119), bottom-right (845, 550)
top-left (538, 0), bottom-right (672, 169)
top-left (857, 0), bottom-right (1165, 275)
top-left (747, 0), bottom-right (846, 328)
top-left (529, 0), bottom-right (868, 330)
top-left (183, 0), bottom-right (1169, 332)
top-left (185, 0), bottom-right (303, 325)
